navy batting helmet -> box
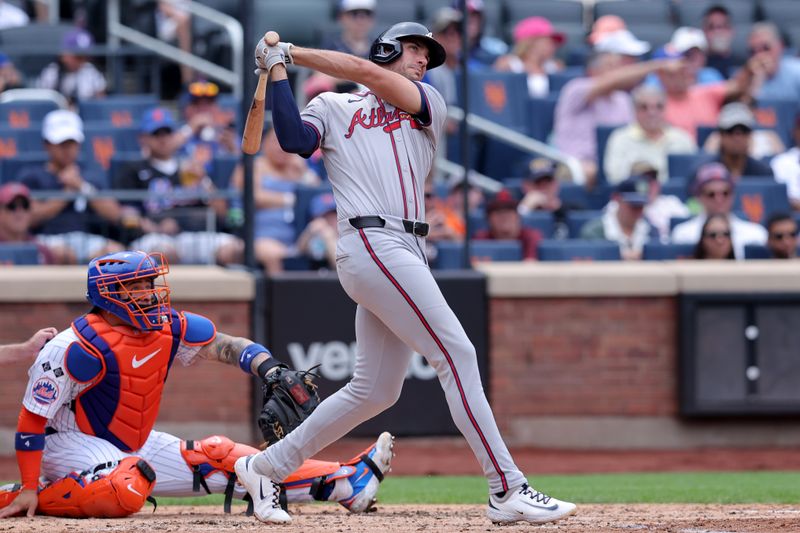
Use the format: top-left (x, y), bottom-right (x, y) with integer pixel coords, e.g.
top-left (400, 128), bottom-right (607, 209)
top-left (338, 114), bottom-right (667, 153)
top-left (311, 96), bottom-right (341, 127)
top-left (369, 22), bottom-right (446, 70)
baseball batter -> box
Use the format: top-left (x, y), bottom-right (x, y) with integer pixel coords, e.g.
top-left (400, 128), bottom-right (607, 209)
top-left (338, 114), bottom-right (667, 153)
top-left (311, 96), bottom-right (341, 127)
top-left (0, 251), bottom-right (393, 519)
top-left (235, 22), bottom-right (576, 525)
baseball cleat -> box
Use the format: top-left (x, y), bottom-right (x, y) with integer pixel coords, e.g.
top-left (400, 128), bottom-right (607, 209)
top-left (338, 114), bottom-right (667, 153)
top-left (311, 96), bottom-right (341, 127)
top-left (234, 455), bottom-right (291, 524)
top-left (487, 483), bottom-right (576, 525)
top-left (340, 431), bottom-right (395, 513)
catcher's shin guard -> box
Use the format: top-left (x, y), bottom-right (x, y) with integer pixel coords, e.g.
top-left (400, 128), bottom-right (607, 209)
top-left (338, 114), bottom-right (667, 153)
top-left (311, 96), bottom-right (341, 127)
top-left (37, 456), bottom-right (156, 518)
top-left (180, 435), bottom-right (260, 513)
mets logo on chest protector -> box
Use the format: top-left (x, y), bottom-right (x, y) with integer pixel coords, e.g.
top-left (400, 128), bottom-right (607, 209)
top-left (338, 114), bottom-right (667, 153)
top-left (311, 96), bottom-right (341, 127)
top-left (31, 377), bottom-right (59, 405)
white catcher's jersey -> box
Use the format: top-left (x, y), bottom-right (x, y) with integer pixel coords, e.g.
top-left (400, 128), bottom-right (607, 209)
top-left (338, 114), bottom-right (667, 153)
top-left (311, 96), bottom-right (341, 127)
top-left (22, 327), bottom-right (203, 434)
top-left (301, 81), bottom-right (447, 221)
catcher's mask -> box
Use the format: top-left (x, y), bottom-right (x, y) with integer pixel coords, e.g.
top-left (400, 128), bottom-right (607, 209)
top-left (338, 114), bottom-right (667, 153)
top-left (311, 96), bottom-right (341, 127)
top-left (369, 21), bottom-right (446, 70)
top-left (86, 251), bottom-right (171, 331)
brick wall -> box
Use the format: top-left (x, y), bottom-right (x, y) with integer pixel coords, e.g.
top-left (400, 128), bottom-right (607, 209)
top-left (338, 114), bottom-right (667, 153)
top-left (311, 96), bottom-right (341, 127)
top-left (489, 297), bottom-right (678, 428)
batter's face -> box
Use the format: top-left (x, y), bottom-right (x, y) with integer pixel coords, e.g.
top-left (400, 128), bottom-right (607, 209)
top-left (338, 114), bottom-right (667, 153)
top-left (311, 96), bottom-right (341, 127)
top-left (387, 40), bottom-right (430, 81)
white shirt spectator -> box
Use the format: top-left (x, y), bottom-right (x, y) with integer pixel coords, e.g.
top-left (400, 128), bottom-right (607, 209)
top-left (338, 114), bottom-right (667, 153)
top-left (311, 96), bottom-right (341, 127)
top-left (604, 123), bottom-right (697, 184)
top-left (36, 62), bottom-right (106, 102)
top-left (0, 1), bottom-right (29, 30)
top-left (645, 194), bottom-right (691, 243)
top-left (671, 213), bottom-right (767, 259)
top-left (770, 146), bottom-right (800, 205)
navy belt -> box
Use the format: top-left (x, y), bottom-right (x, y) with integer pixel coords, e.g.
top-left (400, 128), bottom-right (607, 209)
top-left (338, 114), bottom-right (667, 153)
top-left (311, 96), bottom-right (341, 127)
top-left (349, 216), bottom-right (430, 237)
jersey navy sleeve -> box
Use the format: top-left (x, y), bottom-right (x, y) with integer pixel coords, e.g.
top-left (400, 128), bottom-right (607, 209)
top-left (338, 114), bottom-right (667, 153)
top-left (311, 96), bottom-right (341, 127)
top-left (415, 82), bottom-right (447, 148)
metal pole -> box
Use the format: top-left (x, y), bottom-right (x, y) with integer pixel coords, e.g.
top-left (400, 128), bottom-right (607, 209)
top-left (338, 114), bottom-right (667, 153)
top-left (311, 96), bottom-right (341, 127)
top-left (458, 0), bottom-right (471, 269)
top-left (240, 0), bottom-right (257, 270)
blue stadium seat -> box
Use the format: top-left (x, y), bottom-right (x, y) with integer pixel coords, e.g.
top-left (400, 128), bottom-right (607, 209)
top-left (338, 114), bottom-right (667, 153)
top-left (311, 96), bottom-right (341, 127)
top-left (565, 210), bottom-right (603, 238)
top-left (253, 0), bottom-right (334, 47)
top-left (527, 94), bottom-right (558, 143)
top-left (547, 67), bottom-right (584, 94)
top-left (0, 101), bottom-right (58, 129)
top-left (754, 99), bottom-right (798, 148)
top-left (282, 255), bottom-right (313, 271)
top-left (211, 154), bottom-right (239, 189)
top-left (1, 153), bottom-right (48, 183)
top-left (479, 132), bottom-right (532, 179)
top-left (79, 96), bottom-right (159, 128)
top-left (670, 216), bottom-right (692, 231)
top-left (0, 243), bottom-right (41, 265)
top-left (697, 125), bottom-right (716, 148)
top-left (743, 244), bottom-right (771, 259)
top-left (468, 211), bottom-right (488, 237)
top-left (661, 178), bottom-right (689, 201)
top-left (504, 0), bottom-right (583, 27)
top-left (559, 183), bottom-right (589, 209)
top-left (537, 239), bottom-right (621, 261)
top-left (522, 211), bottom-right (555, 238)
top-left (642, 243), bottom-right (696, 260)
top-left (596, 125), bottom-right (622, 184)
top-left (433, 240), bottom-right (523, 269)
top-left (667, 153), bottom-right (713, 180)
top-left (586, 184), bottom-right (613, 210)
top-left (293, 184), bottom-right (332, 236)
top-left (0, 127), bottom-right (45, 156)
top-left (676, 0), bottom-right (757, 26)
top-left (81, 126), bottom-right (140, 172)
top-left (733, 179), bottom-right (790, 225)
top-left (595, 0), bottom-right (672, 25)
top-left (464, 71), bottom-right (530, 132)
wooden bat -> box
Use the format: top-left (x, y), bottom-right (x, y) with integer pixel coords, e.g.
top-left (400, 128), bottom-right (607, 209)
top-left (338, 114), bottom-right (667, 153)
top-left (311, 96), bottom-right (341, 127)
top-left (241, 31), bottom-right (280, 155)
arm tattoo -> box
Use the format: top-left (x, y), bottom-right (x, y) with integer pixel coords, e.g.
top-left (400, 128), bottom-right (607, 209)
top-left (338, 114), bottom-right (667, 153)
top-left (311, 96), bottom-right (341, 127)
top-left (197, 333), bottom-right (251, 366)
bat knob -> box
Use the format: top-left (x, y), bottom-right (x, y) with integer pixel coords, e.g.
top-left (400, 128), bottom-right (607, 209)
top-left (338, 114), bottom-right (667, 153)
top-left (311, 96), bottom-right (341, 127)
top-left (265, 31), bottom-right (280, 46)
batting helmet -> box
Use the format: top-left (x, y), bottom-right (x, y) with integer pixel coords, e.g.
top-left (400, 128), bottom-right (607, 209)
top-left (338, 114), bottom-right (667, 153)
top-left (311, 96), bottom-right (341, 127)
top-left (369, 22), bottom-right (446, 70)
top-left (86, 251), bottom-right (171, 331)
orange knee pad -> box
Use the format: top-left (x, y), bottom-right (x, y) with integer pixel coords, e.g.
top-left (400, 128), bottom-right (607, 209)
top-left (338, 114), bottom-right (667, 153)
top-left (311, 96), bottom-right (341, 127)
top-left (37, 456), bottom-right (156, 518)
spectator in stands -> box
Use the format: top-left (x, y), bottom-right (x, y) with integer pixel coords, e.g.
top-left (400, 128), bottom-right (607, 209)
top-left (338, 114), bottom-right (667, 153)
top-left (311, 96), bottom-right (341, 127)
top-left (553, 32), bottom-right (684, 186)
top-left (117, 107), bottom-right (243, 265)
top-left (629, 161), bottom-right (691, 243)
top-left (426, 7), bottom-right (462, 133)
top-left (176, 80), bottom-right (239, 168)
top-left (703, 100), bottom-right (785, 161)
top-left (604, 85), bottom-right (696, 185)
top-left (709, 102), bottom-right (774, 180)
top-left (18, 110), bottom-right (122, 264)
top-left (35, 28), bottom-right (106, 105)
top-left (474, 189), bottom-right (540, 260)
top-left (321, 0), bottom-right (376, 58)
top-left (0, 183), bottom-right (54, 264)
top-left (766, 213), bottom-right (798, 259)
top-left (460, 0), bottom-right (508, 68)
top-left (672, 162), bottom-right (767, 259)
top-left (156, 0), bottom-right (193, 89)
top-left (692, 213), bottom-right (735, 259)
top-left (656, 44), bottom-right (755, 141)
top-left (0, 0), bottom-right (29, 30)
top-left (703, 4), bottom-right (735, 79)
top-left (0, 53), bottom-right (22, 93)
top-left (671, 27), bottom-right (724, 85)
top-left (518, 158), bottom-right (575, 239)
top-left (587, 15), bottom-right (625, 47)
top-left (581, 175), bottom-right (656, 260)
top-left (493, 16), bottom-right (564, 98)
top-left (297, 192), bottom-right (338, 270)
top-left (770, 114), bottom-right (800, 211)
top-left (748, 22), bottom-right (800, 102)
top-left (231, 127), bottom-right (320, 274)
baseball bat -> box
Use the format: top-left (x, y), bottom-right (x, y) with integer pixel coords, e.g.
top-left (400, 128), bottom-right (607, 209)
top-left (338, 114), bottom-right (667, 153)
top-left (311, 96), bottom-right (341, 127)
top-left (241, 31), bottom-right (280, 155)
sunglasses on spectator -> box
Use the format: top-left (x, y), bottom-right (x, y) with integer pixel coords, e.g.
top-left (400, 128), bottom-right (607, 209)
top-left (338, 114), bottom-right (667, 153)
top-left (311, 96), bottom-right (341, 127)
top-left (702, 189), bottom-right (732, 199)
top-left (770, 230), bottom-right (799, 240)
top-left (721, 125), bottom-right (752, 135)
top-left (636, 102), bottom-right (664, 111)
top-left (188, 81), bottom-right (219, 99)
top-left (704, 230), bottom-right (731, 239)
top-left (705, 23), bottom-right (731, 31)
top-left (3, 198), bottom-right (30, 211)
top-left (749, 44), bottom-right (772, 55)
top-left (346, 9), bottom-right (373, 17)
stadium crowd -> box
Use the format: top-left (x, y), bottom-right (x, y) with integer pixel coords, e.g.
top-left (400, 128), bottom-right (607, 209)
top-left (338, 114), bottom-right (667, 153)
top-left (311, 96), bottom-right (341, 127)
top-left (1, 0), bottom-right (800, 270)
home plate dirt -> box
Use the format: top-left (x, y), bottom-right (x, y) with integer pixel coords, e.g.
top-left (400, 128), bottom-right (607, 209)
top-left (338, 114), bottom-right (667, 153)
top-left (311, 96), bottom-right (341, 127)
top-left (1, 504), bottom-right (798, 532)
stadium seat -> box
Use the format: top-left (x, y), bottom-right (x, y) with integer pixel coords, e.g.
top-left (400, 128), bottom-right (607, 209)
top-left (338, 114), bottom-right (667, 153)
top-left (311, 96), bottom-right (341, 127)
top-left (670, 216), bottom-right (692, 231)
top-left (547, 66), bottom-right (584, 94)
top-left (81, 126), bottom-right (140, 172)
top-left (625, 23), bottom-right (675, 51)
top-left (586, 184), bottom-right (613, 210)
top-left (504, 0), bottom-right (583, 27)
top-left (559, 183), bottom-right (589, 209)
top-left (293, 184), bottom-right (332, 236)
top-left (253, 0), bottom-right (334, 48)
top-left (79, 96), bottom-right (159, 128)
top-left (0, 101), bottom-right (59, 129)
top-left (733, 179), bottom-right (790, 225)
top-left (211, 154), bottom-right (239, 189)
top-left (642, 243), bottom-right (696, 260)
top-left (537, 239), bottom-right (621, 261)
top-left (0, 23), bottom-right (78, 78)
top-left (675, 0), bottom-right (757, 26)
top-left (743, 244), bottom-right (771, 259)
top-left (464, 71), bottom-right (530, 132)
top-left (373, 2), bottom-right (420, 27)
top-left (667, 153), bottom-right (713, 180)
top-left (759, 1), bottom-right (800, 35)
top-left (697, 125), bottom-right (716, 148)
top-left (527, 94), bottom-right (558, 143)
top-left (0, 243), bottom-right (41, 265)
top-left (661, 178), bottom-right (689, 201)
top-left (433, 240), bottom-right (523, 269)
top-left (108, 152), bottom-right (143, 188)
top-left (754, 99), bottom-right (798, 149)
top-left (522, 211), bottom-right (555, 238)
top-left (594, 0), bottom-right (672, 25)
top-left (478, 131), bottom-right (532, 179)
top-left (596, 125), bottom-right (621, 185)
top-left (0, 127), bottom-right (44, 158)
top-left (1, 153), bottom-right (48, 183)
top-left (565, 210), bottom-right (603, 238)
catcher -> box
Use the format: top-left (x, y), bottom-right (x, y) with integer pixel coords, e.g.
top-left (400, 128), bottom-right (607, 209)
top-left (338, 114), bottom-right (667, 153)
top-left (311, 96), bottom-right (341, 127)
top-left (0, 250), bottom-right (393, 519)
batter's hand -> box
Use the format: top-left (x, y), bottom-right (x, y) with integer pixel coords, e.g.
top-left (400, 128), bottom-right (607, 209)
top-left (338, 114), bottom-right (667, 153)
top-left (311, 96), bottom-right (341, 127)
top-left (254, 40), bottom-right (286, 75)
top-left (24, 328), bottom-right (58, 354)
top-left (0, 489), bottom-right (37, 518)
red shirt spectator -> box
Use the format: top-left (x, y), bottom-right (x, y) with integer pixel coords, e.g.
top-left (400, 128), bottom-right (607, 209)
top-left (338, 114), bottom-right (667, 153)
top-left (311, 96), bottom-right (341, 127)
top-left (474, 189), bottom-right (542, 260)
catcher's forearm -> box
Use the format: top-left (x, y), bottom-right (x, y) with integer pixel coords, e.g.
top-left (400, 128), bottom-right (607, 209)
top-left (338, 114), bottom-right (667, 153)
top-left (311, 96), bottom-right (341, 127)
top-left (197, 333), bottom-right (277, 376)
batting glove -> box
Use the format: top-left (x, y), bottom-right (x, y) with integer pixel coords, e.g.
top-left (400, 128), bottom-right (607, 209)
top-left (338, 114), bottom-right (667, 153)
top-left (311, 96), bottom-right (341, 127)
top-left (277, 42), bottom-right (294, 65)
top-left (255, 40), bottom-right (286, 75)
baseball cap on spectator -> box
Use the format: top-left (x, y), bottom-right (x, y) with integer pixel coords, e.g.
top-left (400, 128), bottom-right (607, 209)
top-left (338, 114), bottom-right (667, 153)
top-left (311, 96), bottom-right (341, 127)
top-left (594, 29), bottom-right (651, 56)
top-left (630, 161), bottom-right (659, 181)
top-left (588, 15), bottom-right (626, 45)
top-left (513, 17), bottom-right (564, 45)
top-left (526, 158), bottom-right (558, 183)
top-left (42, 109), bottom-right (84, 144)
top-left (140, 107), bottom-right (177, 134)
top-left (310, 193), bottom-right (337, 218)
top-left (669, 26), bottom-right (708, 54)
top-left (339, 0), bottom-right (375, 13)
top-left (717, 102), bottom-right (755, 130)
top-left (0, 182), bottom-right (31, 205)
top-left (615, 175), bottom-right (650, 205)
top-left (62, 28), bottom-right (93, 53)
top-left (431, 7), bottom-right (462, 34)
top-left (486, 189), bottom-right (519, 213)
top-left (188, 80), bottom-right (220, 100)
top-left (691, 162), bottom-right (733, 196)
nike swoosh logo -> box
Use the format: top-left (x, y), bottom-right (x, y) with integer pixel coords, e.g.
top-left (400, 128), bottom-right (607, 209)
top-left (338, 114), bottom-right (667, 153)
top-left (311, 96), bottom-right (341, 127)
top-left (19, 434), bottom-right (35, 439)
top-left (127, 483), bottom-right (143, 497)
top-left (347, 98), bottom-right (363, 103)
top-left (132, 348), bottom-right (161, 369)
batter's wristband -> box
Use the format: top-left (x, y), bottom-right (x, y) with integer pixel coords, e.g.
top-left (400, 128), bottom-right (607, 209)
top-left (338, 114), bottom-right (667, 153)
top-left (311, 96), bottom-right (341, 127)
top-left (239, 343), bottom-right (272, 373)
top-left (15, 432), bottom-right (45, 451)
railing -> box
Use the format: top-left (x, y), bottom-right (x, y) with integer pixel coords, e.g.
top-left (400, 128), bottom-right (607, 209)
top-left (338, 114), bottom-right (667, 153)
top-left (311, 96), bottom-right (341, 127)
top-left (106, 0), bottom-right (244, 100)
top-left (446, 105), bottom-right (586, 186)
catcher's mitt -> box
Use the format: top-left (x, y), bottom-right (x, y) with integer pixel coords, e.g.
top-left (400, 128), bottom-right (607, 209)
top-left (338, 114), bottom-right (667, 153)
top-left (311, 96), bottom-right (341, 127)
top-left (257, 365), bottom-right (321, 445)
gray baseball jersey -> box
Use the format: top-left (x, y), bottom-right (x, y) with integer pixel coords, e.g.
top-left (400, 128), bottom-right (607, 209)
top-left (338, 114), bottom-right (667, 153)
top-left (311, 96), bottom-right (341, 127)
top-left (256, 81), bottom-right (526, 494)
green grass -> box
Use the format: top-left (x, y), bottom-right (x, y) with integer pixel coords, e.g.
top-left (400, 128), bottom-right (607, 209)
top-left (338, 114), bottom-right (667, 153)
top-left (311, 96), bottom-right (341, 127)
top-left (150, 471), bottom-right (800, 506)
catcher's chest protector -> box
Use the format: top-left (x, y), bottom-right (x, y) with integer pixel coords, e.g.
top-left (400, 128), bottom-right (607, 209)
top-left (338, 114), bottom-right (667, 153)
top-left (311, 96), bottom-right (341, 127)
top-left (67, 312), bottom-right (181, 451)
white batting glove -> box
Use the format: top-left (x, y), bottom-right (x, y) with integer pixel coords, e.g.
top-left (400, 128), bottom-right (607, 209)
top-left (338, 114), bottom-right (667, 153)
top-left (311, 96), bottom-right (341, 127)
top-left (254, 40), bottom-right (286, 75)
top-left (277, 42), bottom-right (294, 64)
